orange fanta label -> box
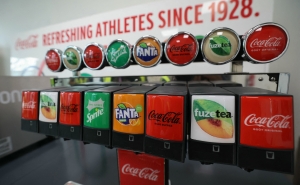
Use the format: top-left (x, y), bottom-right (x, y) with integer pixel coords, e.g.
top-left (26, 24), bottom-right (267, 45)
top-left (113, 94), bottom-right (144, 134)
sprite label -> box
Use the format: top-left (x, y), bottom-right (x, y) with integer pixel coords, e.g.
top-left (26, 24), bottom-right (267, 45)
top-left (106, 41), bottom-right (130, 68)
top-left (84, 92), bottom-right (110, 129)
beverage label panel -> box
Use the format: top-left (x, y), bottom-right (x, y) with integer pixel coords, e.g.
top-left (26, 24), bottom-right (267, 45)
top-left (118, 149), bottom-right (165, 185)
top-left (22, 91), bottom-right (39, 120)
top-left (240, 96), bottom-right (294, 149)
top-left (59, 92), bottom-right (81, 126)
top-left (39, 92), bottom-right (58, 123)
top-left (191, 95), bottom-right (235, 143)
top-left (113, 94), bottom-right (145, 134)
top-left (84, 92), bottom-right (110, 129)
top-left (146, 95), bottom-right (184, 141)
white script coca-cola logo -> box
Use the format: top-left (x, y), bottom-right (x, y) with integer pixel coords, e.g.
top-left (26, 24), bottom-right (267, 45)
top-left (121, 164), bottom-right (160, 181)
top-left (15, 35), bottom-right (38, 50)
top-left (244, 114), bottom-right (292, 129)
top-left (23, 101), bottom-right (36, 109)
top-left (250, 37), bottom-right (282, 48)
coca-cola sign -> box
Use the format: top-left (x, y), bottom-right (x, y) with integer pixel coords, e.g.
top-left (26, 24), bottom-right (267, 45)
top-left (121, 164), bottom-right (159, 181)
top-left (148, 110), bottom-right (181, 124)
top-left (61, 104), bottom-right (79, 113)
top-left (118, 149), bottom-right (165, 185)
top-left (15, 35), bottom-right (38, 50)
top-left (244, 114), bottom-right (292, 129)
top-left (244, 23), bottom-right (289, 63)
top-left (165, 32), bottom-right (198, 66)
top-left (240, 96), bottom-right (294, 149)
top-left (23, 101), bottom-right (36, 109)
top-left (22, 91), bottom-right (39, 120)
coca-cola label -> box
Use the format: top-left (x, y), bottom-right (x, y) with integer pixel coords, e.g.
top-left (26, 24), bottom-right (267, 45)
top-left (83, 44), bottom-right (104, 69)
top-left (240, 96), bottom-right (294, 149)
top-left (15, 35), bottom-right (38, 50)
top-left (22, 91), bottom-right (39, 120)
top-left (191, 95), bottom-right (235, 143)
top-left (245, 24), bottom-right (289, 63)
top-left (59, 92), bottom-right (81, 126)
top-left (146, 95), bottom-right (184, 141)
top-left (118, 149), bottom-right (165, 185)
top-left (165, 32), bottom-right (198, 65)
top-left (45, 49), bottom-right (61, 71)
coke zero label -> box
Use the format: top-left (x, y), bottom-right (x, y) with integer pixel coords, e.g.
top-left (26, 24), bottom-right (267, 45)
top-left (165, 32), bottom-right (198, 66)
top-left (148, 110), bottom-right (181, 124)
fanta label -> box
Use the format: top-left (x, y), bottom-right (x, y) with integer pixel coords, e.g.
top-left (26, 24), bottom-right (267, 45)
top-left (113, 94), bottom-right (144, 134)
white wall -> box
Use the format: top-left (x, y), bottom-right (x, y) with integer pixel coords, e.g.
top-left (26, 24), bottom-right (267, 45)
top-left (0, 0), bottom-right (162, 76)
top-left (270, 0), bottom-right (300, 178)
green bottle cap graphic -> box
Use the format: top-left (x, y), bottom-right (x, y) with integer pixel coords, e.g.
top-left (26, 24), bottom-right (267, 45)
top-left (63, 46), bottom-right (84, 71)
top-left (84, 92), bottom-right (110, 129)
top-left (201, 27), bottom-right (240, 65)
top-left (106, 39), bottom-right (131, 69)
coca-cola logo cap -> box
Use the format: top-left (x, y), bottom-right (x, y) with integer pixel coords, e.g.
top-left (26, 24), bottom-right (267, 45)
top-left (164, 31), bottom-right (199, 66)
top-left (82, 42), bottom-right (105, 70)
top-left (243, 22), bottom-right (289, 63)
top-left (45, 48), bottom-right (64, 72)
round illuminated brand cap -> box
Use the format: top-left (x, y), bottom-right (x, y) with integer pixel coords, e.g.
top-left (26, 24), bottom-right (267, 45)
top-left (106, 39), bottom-right (131, 69)
top-left (201, 27), bottom-right (241, 65)
top-left (243, 22), bottom-right (289, 63)
top-left (82, 43), bottom-right (106, 70)
top-left (45, 48), bottom-right (64, 72)
top-left (62, 46), bottom-right (84, 71)
top-left (164, 32), bottom-right (199, 66)
top-left (133, 35), bottom-right (162, 68)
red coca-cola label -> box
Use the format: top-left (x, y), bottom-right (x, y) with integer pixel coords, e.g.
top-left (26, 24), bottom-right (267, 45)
top-left (165, 32), bottom-right (198, 65)
top-left (245, 24), bottom-right (289, 63)
top-left (83, 44), bottom-right (104, 69)
top-left (59, 92), bottom-right (81, 125)
top-left (146, 95), bottom-right (184, 141)
top-left (15, 35), bottom-right (38, 50)
top-left (22, 91), bottom-right (39, 120)
top-left (118, 149), bottom-right (165, 185)
top-left (45, 50), bottom-right (61, 71)
top-left (240, 96), bottom-right (294, 149)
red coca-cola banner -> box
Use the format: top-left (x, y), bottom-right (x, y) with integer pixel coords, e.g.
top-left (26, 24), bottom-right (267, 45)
top-left (240, 96), bottom-right (294, 149)
top-left (118, 149), bottom-right (166, 185)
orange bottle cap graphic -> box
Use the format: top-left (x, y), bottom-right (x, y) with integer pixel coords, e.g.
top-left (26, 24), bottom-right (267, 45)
top-left (133, 35), bottom-right (162, 68)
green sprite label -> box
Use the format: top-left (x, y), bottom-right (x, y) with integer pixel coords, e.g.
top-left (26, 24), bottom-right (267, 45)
top-left (84, 92), bottom-right (110, 129)
top-left (65, 51), bottom-right (78, 65)
top-left (209, 35), bottom-right (231, 56)
top-left (106, 40), bottom-right (131, 68)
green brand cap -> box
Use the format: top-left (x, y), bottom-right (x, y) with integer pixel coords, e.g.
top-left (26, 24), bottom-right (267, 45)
top-left (106, 39), bottom-right (131, 69)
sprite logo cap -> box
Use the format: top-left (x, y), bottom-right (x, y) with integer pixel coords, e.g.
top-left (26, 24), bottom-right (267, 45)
top-left (106, 39), bottom-right (131, 69)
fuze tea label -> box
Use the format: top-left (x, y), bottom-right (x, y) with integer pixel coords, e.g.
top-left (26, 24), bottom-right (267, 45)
top-left (84, 92), bottom-right (110, 129)
top-left (146, 95), bottom-right (184, 141)
top-left (191, 95), bottom-right (235, 143)
top-left (39, 92), bottom-right (58, 123)
top-left (22, 91), bottom-right (38, 120)
top-left (59, 92), bottom-right (81, 126)
top-left (106, 40), bottom-right (131, 68)
top-left (113, 94), bottom-right (144, 134)
top-left (202, 28), bottom-right (240, 64)
top-left (63, 47), bottom-right (81, 70)
top-left (134, 36), bottom-right (162, 67)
